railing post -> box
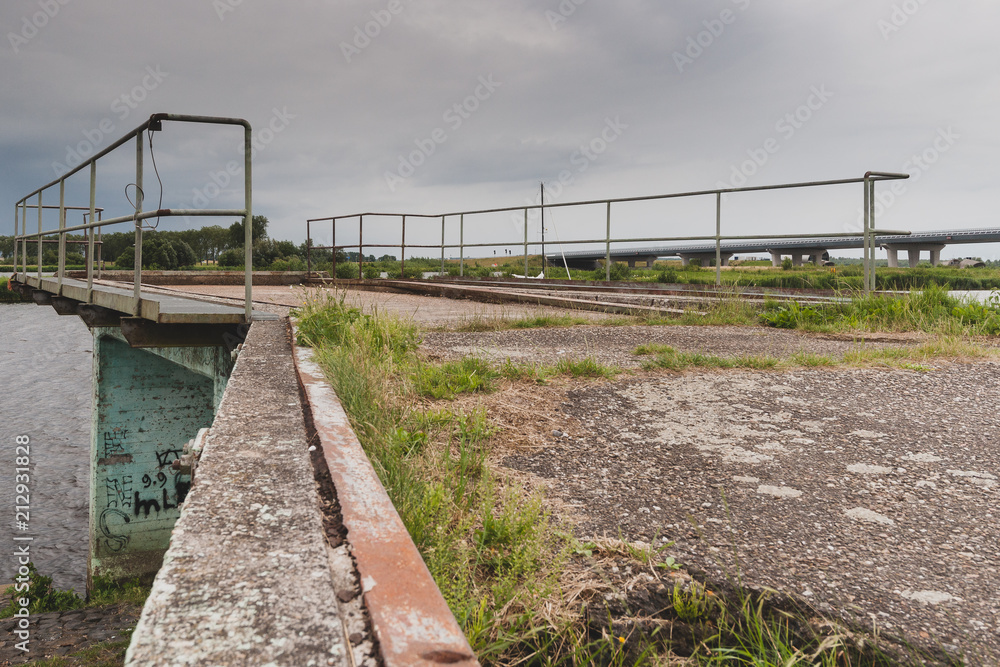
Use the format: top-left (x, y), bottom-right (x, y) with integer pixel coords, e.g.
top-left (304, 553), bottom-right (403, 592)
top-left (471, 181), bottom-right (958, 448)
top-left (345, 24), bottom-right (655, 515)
top-left (459, 214), bottom-right (464, 277)
top-left (868, 178), bottom-right (876, 293)
top-left (57, 180), bottom-right (66, 294)
top-left (306, 221), bottom-right (312, 276)
top-left (97, 213), bottom-right (103, 279)
top-left (133, 132), bottom-right (144, 316)
top-left (243, 122), bottom-right (253, 322)
top-left (87, 162), bottom-right (96, 302)
top-left (862, 176), bottom-right (870, 296)
top-left (605, 201), bottom-right (612, 282)
top-left (523, 208), bottom-right (529, 277)
top-left (715, 192), bottom-right (722, 288)
top-left (358, 215), bottom-right (364, 280)
top-left (18, 202), bottom-right (26, 279)
top-left (332, 219), bottom-right (337, 279)
top-left (400, 215), bottom-right (406, 279)
top-left (36, 193), bottom-right (42, 279)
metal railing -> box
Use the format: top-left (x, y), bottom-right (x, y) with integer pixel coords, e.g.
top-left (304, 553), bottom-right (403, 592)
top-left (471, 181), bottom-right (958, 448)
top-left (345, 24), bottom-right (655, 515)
top-left (13, 113), bottom-right (254, 320)
top-left (16, 204), bottom-right (105, 275)
top-left (306, 171), bottom-right (909, 295)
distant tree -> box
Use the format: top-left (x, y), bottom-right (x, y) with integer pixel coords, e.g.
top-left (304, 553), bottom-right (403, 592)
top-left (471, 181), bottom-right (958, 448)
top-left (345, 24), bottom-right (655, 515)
top-left (0, 236), bottom-right (14, 260)
top-left (218, 248), bottom-right (244, 268)
top-left (227, 215), bottom-right (268, 248)
top-left (172, 240), bottom-right (198, 268)
top-left (112, 234), bottom-right (195, 270)
top-left (115, 246), bottom-right (135, 269)
top-left (100, 231), bottom-right (135, 264)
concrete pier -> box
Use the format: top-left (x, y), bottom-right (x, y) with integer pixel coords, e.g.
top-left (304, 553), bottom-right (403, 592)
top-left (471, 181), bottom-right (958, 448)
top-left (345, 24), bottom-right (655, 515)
top-left (125, 319), bottom-right (355, 666)
top-left (88, 328), bottom-right (232, 588)
top-left (678, 252), bottom-right (733, 267)
top-left (769, 248), bottom-right (828, 266)
top-left (884, 243), bottom-right (945, 268)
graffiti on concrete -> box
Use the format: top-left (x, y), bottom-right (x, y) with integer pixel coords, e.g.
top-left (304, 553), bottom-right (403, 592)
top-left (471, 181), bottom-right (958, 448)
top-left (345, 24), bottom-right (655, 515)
top-left (105, 475), bottom-right (134, 510)
top-left (99, 508), bottom-right (132, 553)
top-left (103, 428), bottom-right (129, 458)
top-left (155, 448), bottom-right (183, 469)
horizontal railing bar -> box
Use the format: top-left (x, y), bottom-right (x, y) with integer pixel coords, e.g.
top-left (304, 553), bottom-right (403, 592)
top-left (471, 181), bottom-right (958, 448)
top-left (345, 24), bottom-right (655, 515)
top-left (16, 114), bottom-right (251, 204)
top-left (21, 205), bottom-right (105, 211)
top-left (316, 229), bottom-right (912, 254)
top-left (307, 174), bottom-right (910, 224)
top-left (15, 209), bottom-right (247, 238)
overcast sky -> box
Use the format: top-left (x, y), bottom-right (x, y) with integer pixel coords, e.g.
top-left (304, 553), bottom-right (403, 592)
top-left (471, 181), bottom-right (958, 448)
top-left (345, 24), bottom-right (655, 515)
top-left (2, 0), bottom-right (998, 259)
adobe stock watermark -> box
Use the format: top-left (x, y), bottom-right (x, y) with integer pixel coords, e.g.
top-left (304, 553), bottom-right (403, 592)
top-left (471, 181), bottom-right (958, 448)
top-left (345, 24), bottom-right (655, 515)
top-left (508, 116), bottom-right (628, 232)
top-left (213, 0), bottom-right (243, 21)
top-left (50, 65), bottom-right (169, 176)
top-left (8, 0), bottom-right (71, 55)
top-left (845, 126), bottom-right (958, 232)
top-left (715, 84), bottom-right (833, 191)
top-left (384, 75), bottom-right (502, 193)
top-left (673, 0), bottom-right (751, 73)
top-left (877, 0), bottom-right (932, 40)
top-left (187, 107), bottom-right (295, 210)
top-left (546, 0), bottom-right (588, 30)
top-left (341, 0), bottom-right (410, 62)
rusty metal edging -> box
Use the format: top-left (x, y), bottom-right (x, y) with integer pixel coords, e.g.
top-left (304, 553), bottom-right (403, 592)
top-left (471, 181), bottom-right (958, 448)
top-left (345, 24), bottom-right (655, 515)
top-left (291, 337), bottom-right (479, 667)
top-left (375, 279), bottom-right (692, 317)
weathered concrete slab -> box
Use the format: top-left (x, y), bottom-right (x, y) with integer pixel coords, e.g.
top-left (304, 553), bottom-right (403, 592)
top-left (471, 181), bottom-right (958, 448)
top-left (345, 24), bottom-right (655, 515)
top-left (125, 319), bottom-right (352, 666)
top-left (504, 364), bottom-right (1000, 664)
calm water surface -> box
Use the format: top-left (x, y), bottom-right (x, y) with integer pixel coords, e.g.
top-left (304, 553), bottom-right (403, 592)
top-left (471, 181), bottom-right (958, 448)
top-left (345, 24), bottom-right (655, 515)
top-left (1, 303), bottom-right (92, 593)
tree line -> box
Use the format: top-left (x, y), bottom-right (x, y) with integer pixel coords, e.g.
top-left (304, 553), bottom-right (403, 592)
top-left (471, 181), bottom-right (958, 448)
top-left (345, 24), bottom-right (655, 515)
top-left (0, 216), bottom-right (344, 270)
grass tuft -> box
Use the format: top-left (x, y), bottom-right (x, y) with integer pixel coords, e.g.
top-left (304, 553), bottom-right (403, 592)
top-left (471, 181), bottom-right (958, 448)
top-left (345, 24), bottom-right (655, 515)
top-left (412, 357), bottom-right (500, 400)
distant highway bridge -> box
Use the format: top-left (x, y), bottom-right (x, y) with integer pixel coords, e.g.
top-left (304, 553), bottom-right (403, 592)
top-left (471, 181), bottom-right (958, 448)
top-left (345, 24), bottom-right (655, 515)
top-left (546, 228), bottom-right (1000, 269)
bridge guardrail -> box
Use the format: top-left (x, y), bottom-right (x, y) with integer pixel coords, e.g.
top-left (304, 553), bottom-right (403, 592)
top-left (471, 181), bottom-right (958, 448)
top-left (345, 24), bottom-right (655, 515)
top-left (307, 171), bottom-right (909, 296)
top-left (13, 113), bottom-right (254, 320)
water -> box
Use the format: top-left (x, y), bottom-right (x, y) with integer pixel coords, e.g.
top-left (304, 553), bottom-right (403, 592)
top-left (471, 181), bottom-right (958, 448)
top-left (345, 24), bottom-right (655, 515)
top-left (950, 289), bottom-right (999, 304)
top-left (0, 303), bottom-right (92, 594)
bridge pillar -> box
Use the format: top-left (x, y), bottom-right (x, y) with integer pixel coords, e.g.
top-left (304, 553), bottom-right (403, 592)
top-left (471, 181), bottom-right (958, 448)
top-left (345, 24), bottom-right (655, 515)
top-left (770, 248), bottom-right (828, 267)
top-left (881, 243), bottom-right (946, 268)
top-left (679, 252), bottom-right (732, 267)
top-left (88, 327), bottom-right (233, 590)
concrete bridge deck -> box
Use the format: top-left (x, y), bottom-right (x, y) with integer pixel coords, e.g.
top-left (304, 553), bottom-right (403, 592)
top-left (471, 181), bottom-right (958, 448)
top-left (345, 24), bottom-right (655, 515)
top-left (18, 275), bottom-right (249, 324)
top-left (549, 227), bottom-right (1000, 268)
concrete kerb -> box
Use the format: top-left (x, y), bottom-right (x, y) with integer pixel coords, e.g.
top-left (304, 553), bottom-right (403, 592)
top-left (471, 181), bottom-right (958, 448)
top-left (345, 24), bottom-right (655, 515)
top-left (125, 318), bottom-right (354, 666)
top-left (291, 327), bottom-right (479, 667)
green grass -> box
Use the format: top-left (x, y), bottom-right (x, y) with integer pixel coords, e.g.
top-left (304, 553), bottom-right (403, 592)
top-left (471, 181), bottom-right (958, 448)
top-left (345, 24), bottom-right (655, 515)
top-left (633, 337), bottom-right (996, 373)
top-left (0, 277), bottom-right (27, 302)
top-left (635, 344), bottom-right (780, 371)
top-left (1, 564), bottom-right (150, 620)
top-left (760, 283), bottom-right (1000, 335)
top-left (451, 313), bottom-right (594, 332)
top-left (294, 293), bottom-right (570, 661)
top-left (19, 631), bottom-right (134, 667)
top-left (553, 356), bottom-right (621, 378)
top-left (293, 292), bottom-right (926, 665)
top-left (412, 357), bottom-right (500, 399)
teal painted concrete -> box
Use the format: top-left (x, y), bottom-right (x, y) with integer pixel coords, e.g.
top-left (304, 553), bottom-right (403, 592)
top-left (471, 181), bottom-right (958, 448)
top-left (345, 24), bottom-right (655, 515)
top-left (88, 327), bottom-right (233, 588)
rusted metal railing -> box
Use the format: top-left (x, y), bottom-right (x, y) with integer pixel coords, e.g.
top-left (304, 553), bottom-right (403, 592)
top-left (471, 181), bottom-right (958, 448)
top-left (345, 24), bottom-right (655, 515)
top-left (13, 113), bottom-right (254, 320)
top-left (307, 171), bottom-right (909, 296)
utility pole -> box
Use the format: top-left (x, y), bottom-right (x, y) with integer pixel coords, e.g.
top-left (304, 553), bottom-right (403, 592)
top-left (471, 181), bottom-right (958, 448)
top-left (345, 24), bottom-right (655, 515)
top-left (540, 182), bottom-right (545, 276)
